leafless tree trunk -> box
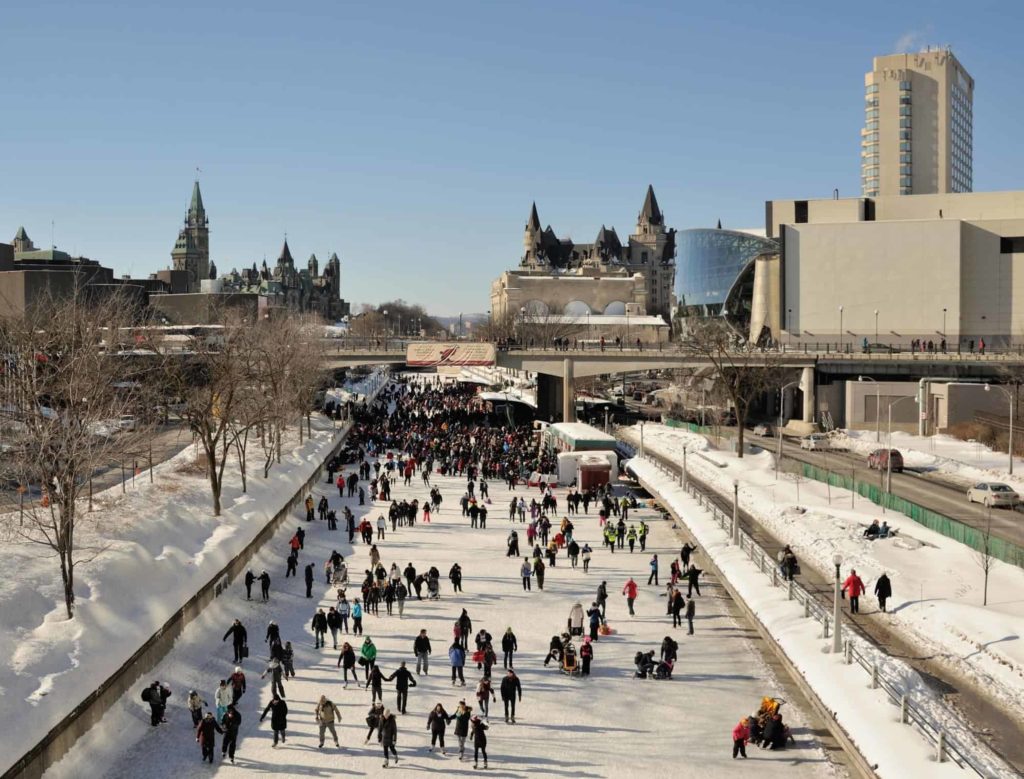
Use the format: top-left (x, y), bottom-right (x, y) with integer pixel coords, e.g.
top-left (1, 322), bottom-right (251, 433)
top-left (975, 507), bottom-right (998, 606)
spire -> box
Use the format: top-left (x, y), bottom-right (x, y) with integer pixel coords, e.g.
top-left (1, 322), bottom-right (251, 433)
top-left (716, 218), bottom-right (722, 229)
top-left (639, 185), bottom-right (663, 225)
top-left (14, 226), bottom-right (28, 241)
top-left (188, 180), bottom-right (206, 223)
top-left (526, 202), bottom-right (541, 233)
top-left (278, 239), bottom-right (294, 266)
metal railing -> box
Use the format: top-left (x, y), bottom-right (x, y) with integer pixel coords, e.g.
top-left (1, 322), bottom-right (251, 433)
top-left (631, 445), bottom-right (1003, 777)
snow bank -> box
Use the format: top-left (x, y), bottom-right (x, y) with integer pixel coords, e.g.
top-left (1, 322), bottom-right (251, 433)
top-left (0, 374), bottom-right (383, 775)
top-left (629, 456), bottom-right (1015, 778)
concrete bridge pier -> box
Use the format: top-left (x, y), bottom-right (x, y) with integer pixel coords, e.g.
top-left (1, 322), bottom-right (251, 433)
top-left (801, 366), bottom-right (815, 423)
top-left (563, 358), bottom-right (575, 423)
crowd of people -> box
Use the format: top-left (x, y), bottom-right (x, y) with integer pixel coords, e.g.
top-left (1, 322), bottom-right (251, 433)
top-left (143, 376), bottom-right (720, 770)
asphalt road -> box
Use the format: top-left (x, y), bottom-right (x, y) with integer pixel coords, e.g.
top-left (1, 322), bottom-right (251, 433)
top-left (765, 436), bottom-right (1024, 551)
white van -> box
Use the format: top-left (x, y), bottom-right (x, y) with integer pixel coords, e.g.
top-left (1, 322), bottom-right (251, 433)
top-left (800, 434), bottom-right (830, 451)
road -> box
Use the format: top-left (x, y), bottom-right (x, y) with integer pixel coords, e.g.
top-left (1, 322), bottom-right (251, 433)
top-left (625, 432), bottom-right (1024, 774)
top-left (772, 437), bottom-right (1024, 550)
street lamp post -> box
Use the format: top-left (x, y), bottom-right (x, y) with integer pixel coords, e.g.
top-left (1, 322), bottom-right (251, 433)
top-left (832, 553), bottom-right (843, 654)
top-left (787, 308), bottom-right (793, 350)
top-left (886, 395), bottom-right (917, 492)
top-left (858, 376), bottom-right (881, 443)
top-left (732, 479), bottom-right (740, 545)
top-left (639, 420), bottom-right (645, 457)
top-left (942, 308), bottom-right (947, 343)
top-left (874, 310), bottom-right (879, 344)
top-left (776, 380), bottom-right (799, 478)
top-left (985, 384), bottom-right (1015, 475)
top-left (838, 305), bottom-right (844, 352)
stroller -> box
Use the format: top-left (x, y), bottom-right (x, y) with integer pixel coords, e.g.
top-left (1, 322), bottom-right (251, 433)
top-left (426, 575), bottom-right (440, 600)
top-left (561, 643), bottom-right (581, 677)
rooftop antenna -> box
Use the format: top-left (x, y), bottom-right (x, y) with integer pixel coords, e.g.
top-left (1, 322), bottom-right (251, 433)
top-left (51, 219), bottom-right (55, 249)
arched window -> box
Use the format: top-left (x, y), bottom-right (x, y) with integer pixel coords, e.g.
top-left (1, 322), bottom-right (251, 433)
top-left (522, 300), bottom-right (550, 317)
top-left (603, 301), bottom-right (626, 315)
top-left (563, 300), bottom-right (592, 316)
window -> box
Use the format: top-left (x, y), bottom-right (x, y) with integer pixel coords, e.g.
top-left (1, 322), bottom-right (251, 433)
top-left (900, 130), bottom-right (911, 140)
top-left (899, 106), bottom-right (911, 116)
top-left (900, 141), bottom-right (911, 151)
top-left (900, 118), bottom-right (911, 128)
top-left (900, 153), bottom-right (912, 163)
top-left (867, 120), bottom-right (878, 130)
top-left (900, 81), bottom-right (912, 91)
top-left (1001, 237), bottom-right (1024, 254)
top-left (901, 177), bottom-right (912, 187)
top-left (795, 201), bottom-right (809, 223)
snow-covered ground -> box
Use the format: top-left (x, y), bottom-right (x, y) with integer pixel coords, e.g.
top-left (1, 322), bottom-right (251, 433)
top-left (836, 429), bottom-right (1024, 492)
top-left (622, 424), bottom-right (1024, 776)
top-left (0, 372), bottom-right (384, 775)
top-left (47, 418), bottom-right (839, 776)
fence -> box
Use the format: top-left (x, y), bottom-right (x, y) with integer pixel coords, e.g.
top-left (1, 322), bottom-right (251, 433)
top-left (630, 444), bottom-right (997, 777)
top-left (663, 418), bottom-right (713, 435)
top-left (4, 375), bottom-right (391, 779)
top-left (801, 463), bottom-right (1024, 570)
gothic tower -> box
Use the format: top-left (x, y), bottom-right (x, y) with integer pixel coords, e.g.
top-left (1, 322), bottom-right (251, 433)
top-left (170, 181), bottom-right (210, 292)
top-left (626, 185), bottom-right (676, 321)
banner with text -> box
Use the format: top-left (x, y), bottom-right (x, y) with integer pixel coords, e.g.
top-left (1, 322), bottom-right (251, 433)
top-left (406, 343), bottom-right (496, 367)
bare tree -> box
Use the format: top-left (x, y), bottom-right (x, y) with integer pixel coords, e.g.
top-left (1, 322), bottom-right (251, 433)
top-left (681, 318), bottom-right (793, 457)
top-left (0, 285), bottom-right (161, 618)
top-left (975, 506), bottom-right (998, 606)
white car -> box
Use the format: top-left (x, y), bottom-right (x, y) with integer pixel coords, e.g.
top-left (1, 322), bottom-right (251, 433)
top-left (118, 415), bottom-right (137, 432)
top-left (966, 482), bottom-right (1019, 508)
top-left (800, 434), bottom-right (830, 451)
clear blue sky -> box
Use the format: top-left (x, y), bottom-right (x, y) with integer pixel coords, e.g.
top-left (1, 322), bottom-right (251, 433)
top-left (3, 1), bottom-right (1023, 315)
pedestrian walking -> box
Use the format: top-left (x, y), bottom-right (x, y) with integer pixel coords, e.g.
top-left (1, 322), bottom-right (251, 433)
top-left (648, 554), bottom-right (659, 586)
top-left (220, 705), bottom-right (241, 764)
top-left (259, 570), bottom-right (271, 601)
top-left (186, 690), bottom-right (207, 728)
top-left (501, 627), bottom-right (517, 668)
top-left (222, 619), bottom-right (248, 663)
top-left (261, 657), bottom-right (286, 699)
top-left (195, 711), bottom-right (223, 763)
top-left (414, 628), bottom-right (432, 675)
top-left (305, 563), bottom-right (315, 598)
top-left (312, 608), bottom-right (328, 648)
top-left (380, 708), bottom-right (399, 767)
top-left (387, 661), bottom-right (417, 714)
top-left (732, 717), bottom-right (750, 759)
top-left (260, 694), bottom-right (289, 747)
top-left (499, 669), bottom-right (521, 723)
top-left (843, 569), bottom-right (866, 614)
top-left (622, 577), bottom-right (638, 616)
top-left (449, 640), bottom-right (466, 686)
top-left (471, 715), bottom-right (489, 769)
top-left (874, 572), bottom-right (892, 613)
top-left (427, 703), bottom-right (451, 754)
top-left (315, 695), bottom-right (342, 748)
top-left (244, 570), bottom-right (255, 600)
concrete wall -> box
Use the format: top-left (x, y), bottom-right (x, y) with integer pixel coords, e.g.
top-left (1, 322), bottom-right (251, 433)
top-left (491, 270), bottom-right (646, 321)
top-left (150, 292), bottom-right (260, 324)
top-left (844, 381), bottom-right (919, 432)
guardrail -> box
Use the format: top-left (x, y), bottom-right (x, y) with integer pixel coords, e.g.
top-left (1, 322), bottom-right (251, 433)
top-left (631, 446), bottom-right (998, 777)
top-left (3, 374), bottom-right (392, 779)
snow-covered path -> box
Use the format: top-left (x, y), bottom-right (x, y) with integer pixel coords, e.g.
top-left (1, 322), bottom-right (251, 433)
top-left (48, 439), bottom-right (838, 777)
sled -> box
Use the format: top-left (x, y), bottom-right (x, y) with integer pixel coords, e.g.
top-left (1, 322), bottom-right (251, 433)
top-left (598, 623), bottom-right (615, 636)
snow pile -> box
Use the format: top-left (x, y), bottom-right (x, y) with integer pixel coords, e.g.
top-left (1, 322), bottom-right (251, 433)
top-left (48, 438), bottom-right (836, 778)
top-left (836, 429), bottom-right (1024, 492)
top-left (0, 371), bottom-right (385, 775)
top-left (622, 425), bottom-right (1024, 748)
top-left (629, 456), bottom-right (1016, 779)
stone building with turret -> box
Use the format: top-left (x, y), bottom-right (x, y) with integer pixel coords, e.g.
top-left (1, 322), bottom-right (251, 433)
top-left (170, 181), bottom-right (210, 292)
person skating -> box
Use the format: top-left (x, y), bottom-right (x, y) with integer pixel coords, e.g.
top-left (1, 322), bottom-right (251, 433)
top-left (220, 704), bottom-right (241, 763)
top-left (622, 577), bottom-right (638, 616)
top-left (312, 608), bottom-right (328, 648)
top-left (449, 563), bottom-right (463, 593)
top-left (471, 714), bottom-right (489, 769)
top-left (142, 681), bottom-right (171, 726)
top-left (626, 525), bottom-right (637, 552)
top-left (453, 700), bottom-right (473, 760)
top-left (261, 657), bottom-right (286, 699)
top-left (244, 569), bottom-right (255, 600)
top-left (222, 619), bottom-right (248, 663)
top-left (685, 564), bottom-right (703, 597)
top-left (534, 557), bottom-right (545, 590)
top-left (304, 563), bottom-right (315, 598)
top-left (427, 702), bottom-right (452, 754)
top-left (387, 661), bottom-right (418, 714)
top-left (501, 627), bottom-right (517, 668)
top-left (414, 628), bottom-right (432, 675)
top-left (670, 589), bottom-right (684, 628)
top-left (519, 557), bottom-right (532, 590)
top-left (475, 676), bottom-right (496, 720)
top-left (507, 530), bottom-right (520, 558)
top-left (686, 595), bottom-right (696, 635)
top-left (732, 717), bottom-right (750, 758)
top-left (380, 708), bottom-right (399, 767)
top-left (327, 606), bottom-right (342, 648)
top-left (568, 602), bottom-right (585, 637)
top-left (457, 609), bottom-right (472, 649)
top-left (185, 689), bottom-right (207, 728)
top-left (874, 572), bottom-right (892, 613)
top-left (360, 636), bottom-right (378, 680)
top-left (580, 636), bottom-right (594, 675)
top-left (499, 669), bottom-right (522, 723)
top-left (337, 641), bottom-right (357, 686)
top-left (648, 554), bottom-right (659, 586)
top-left (195, 710), bottom-right (223, 763)
top-left (260, 694), bottom-right (288, 747)
top-left (315, 694), bottom-right (342, 748)
top-left (259, 570), bottom-right (271, 601)
top-left (214, 679), bottom-right (232, 722)
top-left (366, 663), bottom-right (386, 703)
top-left (638, 521), bottom-right (649, 551)
top-left (352, 598), bottom-right (364, 635)
top-left (680, 542), bottom-right (695, 568)
top-left (365, 701), bottom-right (384, 744)
top-left (229, 666), bottom-right (246, 704)
top-left (582, 543), bottom-right (592, 572)
top-left (586, 603), bottom-right (602, 641)
top-left (596, 580), bottom-right (608, 617)
top-left (449, 640), bottom-right (466, 686)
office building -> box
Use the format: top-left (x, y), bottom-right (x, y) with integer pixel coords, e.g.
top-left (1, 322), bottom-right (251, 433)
top-left (862, 49), bottom-right (973, 197)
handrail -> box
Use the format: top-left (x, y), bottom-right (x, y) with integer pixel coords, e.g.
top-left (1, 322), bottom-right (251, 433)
top-left (628, 441), bottom-right (1004, 777)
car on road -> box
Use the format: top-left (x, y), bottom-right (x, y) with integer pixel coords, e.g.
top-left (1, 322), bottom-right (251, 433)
top-left (799, 434), bottom-right (830, 451)
top-left (966, 482), bottom-right (1020, 508)
top-left (752, 423), bottom-right (774, 437)
top-left (118, 415), bottom-right (137, 432)
top-left (867, 448), bottom-right (904, 473)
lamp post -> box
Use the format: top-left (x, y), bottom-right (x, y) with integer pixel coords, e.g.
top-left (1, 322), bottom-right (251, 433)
top-left (838, 305), bottom-right (844, 352)
top-left (732, 479), bottom-right (740, 545)
top-left (985, 384), bottom-right (1015, 475)
top-left (776, 380), bottom-right (799, 478)
top-left (382, 309), bottom-right (389, 348)
top-left (874, 310), bottom-right (879, 344)
top-left (942, 307), bottom-right (947, 341)
top-left (858, 376), bottom-right (881, 443)
top-left (832, 553), bottom-right (843, 654)
top-left (639, 420), bottom-right (645, 457)
top-left (520, 307), bottom-right (527, 346)
top-left (787, 307), bottom-right (792, 350)
top-left (886, 395), bottom-right (917, 492)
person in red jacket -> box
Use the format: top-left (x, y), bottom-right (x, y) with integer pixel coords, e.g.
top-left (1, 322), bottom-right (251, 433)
top-left (731, 717), bottom-right (750, 758)
top-left (842, 569), bottom-right (866, 614)
top-left (622, 578), bottom-right (638, 616)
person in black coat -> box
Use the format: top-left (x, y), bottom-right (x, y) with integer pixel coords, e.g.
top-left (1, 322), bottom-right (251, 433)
top-left (386, 661), bottom-right (418, 714)
top-left (427, 703), bottom-right (451, 753)
top-left (259, 571), bottom-right (271, 601)
top-left (266, 621), bottom-right (280, 646)
top-left (685, 565), bottom-right (703, 597)
top-left (366, 665), bottom-right (386, 703)
top-left (244, 570), bottom-right (255, 600)
top-left (449, 563), bottom-right (463, 593)
top-left (222, 619), bottom-right (247, 662)
top-left (874, 572), bottom-right (892, 612)
top-left (500, 628), bottom-right (517, 669)
top-left (260, 694), bottom-right (288, 746)
top-left (470, 715), bottom-right (489, 769)
top-left (286, 550), bottom-right (298, 578)
top-left (413, 629), bottom-right (432, 675)
top-left (458, 609), bottom-right (472, 649)
top-left (143, 681), bottom-right (171, 726)
top-left (312, 609), bottom-right (328, 648)
top-left (305, 564), bottom-right (315, 598)
top-left (380, 708), bottom-right (399, 767)
top-left (670, 590), bottom-right (685, 628)
top-left (220, 705), bottom-right (241, 763)
top-left (195, 711), bottom-right (223, 763)
top-left (499, 669), bottom-right (522, 723)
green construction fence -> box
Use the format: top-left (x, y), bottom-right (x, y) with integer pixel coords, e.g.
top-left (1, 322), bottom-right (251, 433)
top-left (663, 418), bottom-right (713, 435)
top-left (801, 463), bottom-right (1024, 570)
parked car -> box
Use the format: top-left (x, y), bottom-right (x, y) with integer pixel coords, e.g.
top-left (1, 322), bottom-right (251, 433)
top-left (800, 434), bottom-right (830, 451)
top-left (867, 448), bottom-right (904, 473)
top-left (118, 415), bottom-right (137, 432)
top-left (966, 482), bottom-right (1020, 508)
top-left (752, 423), bottom-right (773, 437)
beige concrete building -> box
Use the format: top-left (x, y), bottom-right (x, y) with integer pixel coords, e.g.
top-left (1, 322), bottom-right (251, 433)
top-left (766, 191), bottom-right (1024, 349)
top-left (862, 49), bottom-right (973, 197)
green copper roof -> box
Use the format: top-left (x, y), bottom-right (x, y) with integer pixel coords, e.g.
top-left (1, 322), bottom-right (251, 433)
top-left (14, 226), bottom-right (29, 241)
top-left (189, 181), bottom-right (205, 219)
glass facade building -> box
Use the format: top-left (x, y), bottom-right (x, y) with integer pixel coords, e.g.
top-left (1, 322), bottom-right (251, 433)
top-left (674, 228), bottom-right (778, 323)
